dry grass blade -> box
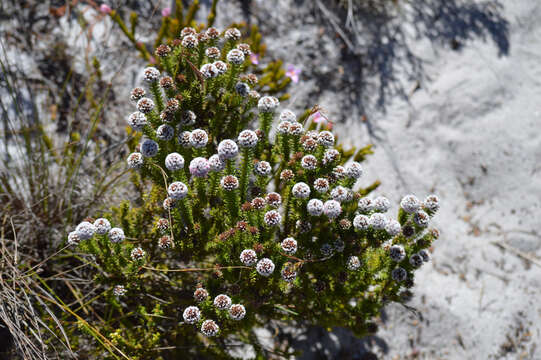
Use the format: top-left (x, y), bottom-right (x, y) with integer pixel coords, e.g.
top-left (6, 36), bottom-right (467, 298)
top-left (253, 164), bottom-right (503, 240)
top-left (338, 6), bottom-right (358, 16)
top-left (0, 227), bottom-right (76, 360)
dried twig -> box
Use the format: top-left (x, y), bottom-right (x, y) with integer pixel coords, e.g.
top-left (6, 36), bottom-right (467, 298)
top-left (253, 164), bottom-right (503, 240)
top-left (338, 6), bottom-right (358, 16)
top-left (491, 241), bottom-right (541, 268)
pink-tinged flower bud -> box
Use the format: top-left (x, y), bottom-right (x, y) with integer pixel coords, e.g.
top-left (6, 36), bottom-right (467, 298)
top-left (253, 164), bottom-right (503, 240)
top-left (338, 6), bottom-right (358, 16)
top-left (161, 7), bottom-right (171, 17)
top-left (99, 4), bottom-right (112, 14)
top-left (189, 157), bottom-right (211, 177)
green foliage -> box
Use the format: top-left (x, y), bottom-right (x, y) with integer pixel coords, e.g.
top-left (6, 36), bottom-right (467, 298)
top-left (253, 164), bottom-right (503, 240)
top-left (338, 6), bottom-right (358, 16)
top-left (67, 20), bottom-right (441, 359)
top-left (108, 1), bottom-right (290, 100)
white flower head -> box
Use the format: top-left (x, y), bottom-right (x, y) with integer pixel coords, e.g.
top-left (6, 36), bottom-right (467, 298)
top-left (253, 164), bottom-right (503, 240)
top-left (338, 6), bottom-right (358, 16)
top-left (168, 181), bottom-right (188, 200)
top-left (256, 258), bottom-right (275, 277)
top-left (292, 182), bottom-right (311, 199)
top-left (165, 153), bottom-right (185, 171)
top-left (75, 221), bottom-right (95, 240)
top-left (217, 139), bottom-right (239, 159)
top-left (94, 218), bottom-right (111, 235)
top-left (183, 306), bottom-right (201, 324)
top-left (307, 199), bottom-right (324, 216)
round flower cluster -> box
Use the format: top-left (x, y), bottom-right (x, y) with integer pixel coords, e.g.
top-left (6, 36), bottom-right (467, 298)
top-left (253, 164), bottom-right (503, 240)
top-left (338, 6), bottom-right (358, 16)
top-left (143, 67), bottom-right (160, 82)
top-left (281, 237), bottom-right (297, 254)
top-left (158, 235), bottom-right (173, 249)
top-left (257, 96), bottom-right (279, 112)
top-left (240, 249), bottom-right (257, 266)
top-left (113, 285), bottom-right (127, 297)
top-left (256, 258), bottom-right (275, 276)
top-left (314, 178), bottom-right (330, 193)
top-left (265, 192), bottom-right (282, 207)
top-left (400, 195), bottom-right (421, 213)
top-left (209, 154), bottom-right (225, 171)
top-left (190, 129), bottom-right (209, 148)
top-left (130, 247), bottom-right (146, 261)
top-left (389, 245), bottom-right (406, 262)
top-left (213, 294), bottom-right (232, 310)
top-left (254, 161), bottom-right (272, 176)
top-left (189, 157), bottom-right (211, 177)
top-left (238, 130), bottom-right (258, 148)
top-left (229, 304), bottom-right (246, 320)
top-left (127, 112), bottom-right (147, 131)
top-left (227, 49), bottom-right (245, 65)
top-left (168, 182), bottom-right (188, 200)
top-left (140, 139), bottom-right (158, 157)
top-left (183, 306), bottom-right (201, 324)
top-left (281, 263), bottom-right (297, 282)
top-left (75, 221), bottom-right (95, 240)
top-left (347, 256), bottom-right (361, 271)
top-left (217, 140), bottom-right (239, 159)
top-left (165, 153), bottom-right (184, 171)
top-left (109, 228), bottom-right (125, 243)
top-left (156, 124), bottom-right (173, 142)
top-left (201, 320), bottom-right (219, 337)
top-left (136, 98), bottom-right (154, 114)
top-left (194, 288), bottom-right (209, 303)
top-left (264, 210), bottom-right (281, 226)
top-left (292, 182), bottom-right (310, 199)
top-left (220, 175), bottom-right (239, 191)
top-left (323, 200), bottom-right (341, 219)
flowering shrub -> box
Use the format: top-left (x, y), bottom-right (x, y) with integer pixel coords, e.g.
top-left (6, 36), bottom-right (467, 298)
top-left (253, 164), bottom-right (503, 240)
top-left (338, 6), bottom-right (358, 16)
top-left (70, 25), bottom-right (440, 359)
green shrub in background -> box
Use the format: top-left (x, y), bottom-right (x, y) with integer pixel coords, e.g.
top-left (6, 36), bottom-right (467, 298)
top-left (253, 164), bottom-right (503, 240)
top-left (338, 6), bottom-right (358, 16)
top-left (106, 0), bottom-right (290, 99)
top-left (67, 20), bottom-right (440, 359)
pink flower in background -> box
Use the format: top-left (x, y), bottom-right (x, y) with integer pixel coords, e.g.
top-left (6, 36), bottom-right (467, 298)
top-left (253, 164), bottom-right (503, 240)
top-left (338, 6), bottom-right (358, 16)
top-left (161, 7), bottom-right (171, 17)
top-left (250, 53), bottom-right (259, 65)
top-left (312, 111), bottom-right (324, 123)
top-left (312, 111), bottom-right (334, 129)
top-left (149, 56), bottom-right (156, 64)
top-left (99, 4), bottom-right (112, 14)
top-left (286, 64), bottom-right (301, 83)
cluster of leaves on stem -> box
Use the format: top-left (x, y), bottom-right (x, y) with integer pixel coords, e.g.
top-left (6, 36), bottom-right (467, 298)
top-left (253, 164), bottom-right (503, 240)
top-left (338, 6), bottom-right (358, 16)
top-left (68, 23), bottom-right (440, 360)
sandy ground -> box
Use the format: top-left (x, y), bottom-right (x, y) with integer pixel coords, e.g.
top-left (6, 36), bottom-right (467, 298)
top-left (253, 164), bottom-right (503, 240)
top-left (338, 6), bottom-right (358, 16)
top-left (2, 0), bottom-right (541, 358)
